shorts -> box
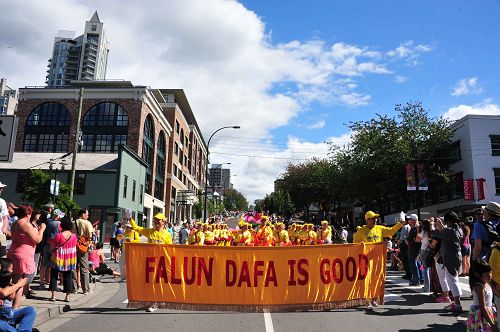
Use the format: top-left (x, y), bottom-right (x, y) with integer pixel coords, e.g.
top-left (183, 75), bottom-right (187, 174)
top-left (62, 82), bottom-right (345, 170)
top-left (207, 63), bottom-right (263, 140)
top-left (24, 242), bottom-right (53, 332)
top-left (461, 244), bottom-right (471, 257)
top-left (110, 238), bottom-right (120, 249)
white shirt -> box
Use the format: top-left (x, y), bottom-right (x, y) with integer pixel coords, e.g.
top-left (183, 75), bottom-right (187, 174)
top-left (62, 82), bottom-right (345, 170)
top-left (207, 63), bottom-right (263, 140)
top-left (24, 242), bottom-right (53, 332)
top-left (0, 198), bottom-right (7, 229)
top-left (418, 230), bottom-right (430, 251)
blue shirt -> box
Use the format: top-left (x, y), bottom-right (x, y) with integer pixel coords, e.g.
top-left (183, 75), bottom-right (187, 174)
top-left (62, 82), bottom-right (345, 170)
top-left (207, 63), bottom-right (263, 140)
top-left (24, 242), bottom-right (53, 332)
top-left (46, 219), bottom-right (60, 240)
top-left (471, 219), bottom-right (499, 259)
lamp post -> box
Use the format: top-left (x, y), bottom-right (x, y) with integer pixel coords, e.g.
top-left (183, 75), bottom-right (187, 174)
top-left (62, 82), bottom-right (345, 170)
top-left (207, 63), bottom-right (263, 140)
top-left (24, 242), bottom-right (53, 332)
top-left (203, 126), bottom-right (240, 221)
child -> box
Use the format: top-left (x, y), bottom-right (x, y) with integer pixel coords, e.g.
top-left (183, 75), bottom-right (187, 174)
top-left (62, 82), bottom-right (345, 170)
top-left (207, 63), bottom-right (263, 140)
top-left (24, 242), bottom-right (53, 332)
top-left (467, 260), bottom-right (498, 332)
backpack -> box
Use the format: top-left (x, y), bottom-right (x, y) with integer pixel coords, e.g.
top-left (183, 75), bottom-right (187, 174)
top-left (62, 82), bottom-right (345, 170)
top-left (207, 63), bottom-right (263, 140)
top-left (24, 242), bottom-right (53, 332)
top-left (479, 221), bottom-right (499, 247)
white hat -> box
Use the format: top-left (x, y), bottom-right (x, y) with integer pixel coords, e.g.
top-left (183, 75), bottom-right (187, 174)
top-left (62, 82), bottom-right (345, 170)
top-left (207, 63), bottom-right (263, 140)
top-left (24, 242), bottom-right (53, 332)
top-left (0, 182), bottom-right (7, 188)
top-left (408, 214), bottom-right (419, 221)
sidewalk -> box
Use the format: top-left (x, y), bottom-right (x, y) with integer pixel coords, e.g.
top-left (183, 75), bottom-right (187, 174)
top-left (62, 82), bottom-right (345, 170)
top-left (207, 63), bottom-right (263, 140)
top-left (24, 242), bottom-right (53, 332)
top-left (24, 278), bottom-right (104, 326)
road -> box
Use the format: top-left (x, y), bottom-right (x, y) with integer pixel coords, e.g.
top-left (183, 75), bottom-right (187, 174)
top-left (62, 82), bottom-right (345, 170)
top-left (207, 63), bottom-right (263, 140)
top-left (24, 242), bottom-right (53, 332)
top-left (37, 269), bottom-right (471, 332)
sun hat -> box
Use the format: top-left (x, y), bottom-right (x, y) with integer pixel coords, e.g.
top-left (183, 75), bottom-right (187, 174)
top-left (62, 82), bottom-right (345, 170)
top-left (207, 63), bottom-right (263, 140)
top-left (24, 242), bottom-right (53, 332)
top-left (484, 202), bottom-right (500, 217)
top-left (153, 213), bottom-right (167, 221)
top-left (408, 214), bottom-right (419, 221)
top-left (53, 209), bottom-right (65, 218)
top-left (443, 211), bottom-right (461, 223)
top-left (365, 211), bottom-right (380, 221)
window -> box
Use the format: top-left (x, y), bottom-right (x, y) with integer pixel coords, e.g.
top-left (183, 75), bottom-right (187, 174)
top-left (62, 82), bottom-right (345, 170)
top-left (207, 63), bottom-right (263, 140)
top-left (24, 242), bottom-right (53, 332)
top-left (491, 136), bottom-right (500, 156)
top-left (91, 23), bottom-right (97, 31)
top-left (176, 120), bottom-right (180, 134)
top-left (171, 186), bottom-right (177, 199)
top-left (174, 142), bottom-right (179, 156)
top-left (154, 132), bottom-right (166, 200)
top-left (495, 169), bottom-right (500, 195)
top-left (16, 172), bottom-right (27, 193)
top-left (180, 129), bottom-right (184, 145)
top-left (173, 165), bottom-right (178, 178)
top-left (81, 102), bottom-right (128, 153)
top-left (23, 102), bottom-right (70, 152)
top-left (449, 140), bottom-right (462, 163)
top-left (140, 184), bottom-right (144, 204)
top-left (132, 180), bottom-right (136, 202)
top-left (142, 115), bottom-right (154, 195)
top-left (75, 173), bottom-right (86, 195)
top-left (123, 175), bottom-right (128, 199)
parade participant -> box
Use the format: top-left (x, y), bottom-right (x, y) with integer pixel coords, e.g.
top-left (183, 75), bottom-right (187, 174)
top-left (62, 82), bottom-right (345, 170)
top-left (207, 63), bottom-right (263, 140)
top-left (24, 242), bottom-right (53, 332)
top-left (129, 213), bottom-right (172, 245)
top-left (193, 223), bottom-right (205, 246)
top-left (306, 224), bottom-right (318, 245)
top-left (203, 224), bottom-right (216, 245)
top-left (129, 213), bottom-right (171, 312)
top-left (254, 217), bottom-right (273, 246)
top-left (353, 211), bottom-right (405, 310)
top-left (232, 221), bottom-right (244, 246)
top-left (288, 224), bottom-right (297, 244)
top-left (318, 221), bottom-right (333, 244)
top-left (119, 219), bottom-right (140, 280)
top-left (297, 224), bottom-right (309, 246)
top-left (275, 223), bottom-right (291, 246)
top-left (238, 223), bottom-right (253, 246)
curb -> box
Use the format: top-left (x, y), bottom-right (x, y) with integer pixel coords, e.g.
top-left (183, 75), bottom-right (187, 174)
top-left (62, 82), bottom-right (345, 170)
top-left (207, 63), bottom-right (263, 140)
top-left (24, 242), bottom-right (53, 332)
top-left (34, 281), bottom-right (104, 327)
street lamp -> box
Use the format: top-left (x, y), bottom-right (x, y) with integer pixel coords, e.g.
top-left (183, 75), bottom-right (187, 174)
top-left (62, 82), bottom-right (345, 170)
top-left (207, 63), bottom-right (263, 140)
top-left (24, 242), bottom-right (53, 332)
top-left (204, 126), bottom-right (240, 221)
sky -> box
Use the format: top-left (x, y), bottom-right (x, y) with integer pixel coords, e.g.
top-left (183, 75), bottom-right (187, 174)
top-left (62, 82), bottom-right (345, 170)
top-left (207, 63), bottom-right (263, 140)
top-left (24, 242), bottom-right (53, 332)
top-left (1, 0), bottom-right (499, 203)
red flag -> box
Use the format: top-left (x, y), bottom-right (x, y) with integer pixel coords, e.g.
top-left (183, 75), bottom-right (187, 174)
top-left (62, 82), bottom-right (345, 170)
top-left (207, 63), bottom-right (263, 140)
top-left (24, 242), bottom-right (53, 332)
top-left (476, 178), bottom-right (486, 201)
top-left (463, 180), bottom-right (475, 201)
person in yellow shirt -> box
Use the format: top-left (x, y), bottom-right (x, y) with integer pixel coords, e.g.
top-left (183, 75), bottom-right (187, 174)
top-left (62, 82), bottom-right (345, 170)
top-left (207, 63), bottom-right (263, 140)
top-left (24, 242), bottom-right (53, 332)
top-left (275, 222), bottom-right (291, 246)
top-left (204, 224), bottom-right (216, 245)
top-left (254, 218), bottom-right (273, 246)
top-left (130, 213), bottom-right (172, 245)
top-left (353, 210), bottom-right (405, 311)
top-left (318, 220), bottom-right (333, 244)
top-left (306, 224), bottom-right (318, 245)
top-left (238, 223), bottom-right (254, 246)
top-left (187, 223), bottom-right (201, 245)
top-left (288, 224), bottom-right (296, 244)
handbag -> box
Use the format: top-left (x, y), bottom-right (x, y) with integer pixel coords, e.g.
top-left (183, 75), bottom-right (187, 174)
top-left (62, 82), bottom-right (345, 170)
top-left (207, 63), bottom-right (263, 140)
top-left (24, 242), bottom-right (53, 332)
top-left (76, 222), bottom-right (90, 254)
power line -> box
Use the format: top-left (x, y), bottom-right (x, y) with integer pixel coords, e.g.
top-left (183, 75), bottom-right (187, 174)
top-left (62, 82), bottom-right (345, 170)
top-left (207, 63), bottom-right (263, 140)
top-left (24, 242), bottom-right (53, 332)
top-left (210, 152), bottom-right (315, 161)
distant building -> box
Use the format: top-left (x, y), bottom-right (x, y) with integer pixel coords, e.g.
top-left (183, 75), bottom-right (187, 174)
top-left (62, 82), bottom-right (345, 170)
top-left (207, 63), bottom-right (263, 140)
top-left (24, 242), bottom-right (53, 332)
top-left (384, 114), bottom-right (500, 224)
top-left (0, 78), bottom-right (18, 115)
top-left (208, 165), bottom-right (231, 194)
top-left (46, 11), bottom-right (109, 87)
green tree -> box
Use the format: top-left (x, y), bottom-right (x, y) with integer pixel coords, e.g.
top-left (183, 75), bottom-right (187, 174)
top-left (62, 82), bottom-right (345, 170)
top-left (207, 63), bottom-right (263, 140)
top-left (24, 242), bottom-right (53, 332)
top-left (22, 169), bottom-right (80, 214)
top-left (223, 188), bottom-right (248, 211)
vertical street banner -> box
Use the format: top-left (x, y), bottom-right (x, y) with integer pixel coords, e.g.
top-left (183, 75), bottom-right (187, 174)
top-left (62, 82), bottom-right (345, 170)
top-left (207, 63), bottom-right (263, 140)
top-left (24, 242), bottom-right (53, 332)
top-left (125, 242), bottom-right (387, 312)
top-left (417, 163), bottom-right (428, 191)
top-left (406, 164), bottom-right (416, 191)
top-left (476, 178), bottom-right (486, 201)
top-left (463, 179), bottom-right (475, 201)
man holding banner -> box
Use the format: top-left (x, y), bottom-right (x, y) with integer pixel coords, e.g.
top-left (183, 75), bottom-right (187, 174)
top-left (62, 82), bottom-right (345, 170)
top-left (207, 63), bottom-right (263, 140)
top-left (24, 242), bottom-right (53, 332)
top-left (354, 211), bottom-right (406, 310)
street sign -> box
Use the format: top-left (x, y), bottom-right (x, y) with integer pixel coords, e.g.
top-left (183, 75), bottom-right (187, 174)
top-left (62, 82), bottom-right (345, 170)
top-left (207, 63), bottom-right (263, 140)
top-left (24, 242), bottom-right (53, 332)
top-left (50, 179), bottom-right (60, 196)
top-left (0, 115), bottom-right (18, 162)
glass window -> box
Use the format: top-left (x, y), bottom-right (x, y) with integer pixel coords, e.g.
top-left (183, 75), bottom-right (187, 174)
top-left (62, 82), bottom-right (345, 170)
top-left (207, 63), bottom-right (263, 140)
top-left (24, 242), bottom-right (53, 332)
top-left (495, 169), bottom-right (500, 195)
top-left (491, 136), bottom-right (500, 156)
top-left (140, 184), bottom-right (144, 204)
top-left (24, 103), bottom-right (70, 152)
top-left (123, 175), bottom-right (128, 199)
top-left (142, 115), bottom-right (155, 195)
top-left (15, 172), bottom-right (27, 193)
top-left (75, 173), bottom-right (86, 195)
top-left (95, 134), bottom-right (113, 152)
top-left (132, 180), bottom-right (136, 202)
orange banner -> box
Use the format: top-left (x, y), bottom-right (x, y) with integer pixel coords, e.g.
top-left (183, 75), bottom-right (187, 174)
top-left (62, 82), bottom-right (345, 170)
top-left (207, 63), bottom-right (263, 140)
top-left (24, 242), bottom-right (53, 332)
top-left (126, 242), bottom-right (387, 312)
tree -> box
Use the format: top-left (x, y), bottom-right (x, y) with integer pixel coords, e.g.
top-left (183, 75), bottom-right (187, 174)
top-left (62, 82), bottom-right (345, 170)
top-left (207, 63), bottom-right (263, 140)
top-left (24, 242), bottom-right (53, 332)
top-left (22, 169), bottom-right (80, 215)
top-left (223, 188), bottom-right (248, 211)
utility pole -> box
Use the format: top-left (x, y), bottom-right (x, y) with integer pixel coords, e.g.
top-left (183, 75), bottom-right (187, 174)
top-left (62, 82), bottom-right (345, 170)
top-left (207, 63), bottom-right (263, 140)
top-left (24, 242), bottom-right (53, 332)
top-left (69, 87), bottom-right (84, 200)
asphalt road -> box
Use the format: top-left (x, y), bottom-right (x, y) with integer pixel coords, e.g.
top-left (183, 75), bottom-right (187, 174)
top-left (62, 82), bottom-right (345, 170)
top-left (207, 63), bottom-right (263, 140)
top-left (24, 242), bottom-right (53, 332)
top-left (37, 269), bottom-right (471, 332)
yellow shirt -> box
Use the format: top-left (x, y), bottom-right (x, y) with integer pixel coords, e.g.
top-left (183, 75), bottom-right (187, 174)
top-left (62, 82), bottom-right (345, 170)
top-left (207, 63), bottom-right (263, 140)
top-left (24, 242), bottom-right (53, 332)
top-left (318, 227), bottom-right (332, 242)
top-left (353, 223), bottom-right (402, 243)
top-left (276, 230), bottom-right (290, 246)
top-left (130, 219), bottom-right (172, 244)
top-left (194, 230), bottom-right (205, 245)
top-left (123, 228), bottom-right (140, 243)
top-left (489, 246), bottom-right (500, 285)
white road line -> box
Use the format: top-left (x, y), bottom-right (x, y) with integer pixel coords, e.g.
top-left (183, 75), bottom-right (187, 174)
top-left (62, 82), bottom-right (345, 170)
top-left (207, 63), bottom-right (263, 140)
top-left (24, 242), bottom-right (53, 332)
top-left (263, 309), bottom-right (274, 332)
top-left (123, 299), bottom-right (129, 304)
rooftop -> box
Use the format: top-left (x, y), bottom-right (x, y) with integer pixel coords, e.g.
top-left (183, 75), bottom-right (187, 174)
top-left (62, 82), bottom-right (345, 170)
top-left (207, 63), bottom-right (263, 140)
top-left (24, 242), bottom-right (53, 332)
top-left (0, 153), bottom-right (118, 171)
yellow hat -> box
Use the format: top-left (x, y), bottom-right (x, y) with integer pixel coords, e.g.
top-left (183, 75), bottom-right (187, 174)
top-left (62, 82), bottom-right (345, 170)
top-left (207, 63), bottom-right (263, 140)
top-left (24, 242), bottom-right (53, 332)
top-left (154, 213), bottom-right (167, 221)
top-left (365, 211), bottom-right (380, 220)
top-left (321, 220), bottom-right (329, 225)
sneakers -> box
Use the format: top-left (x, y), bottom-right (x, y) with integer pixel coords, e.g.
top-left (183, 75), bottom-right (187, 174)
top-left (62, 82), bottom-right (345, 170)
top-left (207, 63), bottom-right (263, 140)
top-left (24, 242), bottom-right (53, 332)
top-left (435, 295), bottom-right (451, 303)
top-left (146, 304), bottom-right (158, 312)
top-left (409, 281), bottom-right (420, 287)
top-left (444, 303), bottom-right (463, 313)
top-left (366, 303), bottom-right (373, 311)
top-left (371, 300), bottom-right (379, 307)
top-left (83, 290), bottom-right (94, 295)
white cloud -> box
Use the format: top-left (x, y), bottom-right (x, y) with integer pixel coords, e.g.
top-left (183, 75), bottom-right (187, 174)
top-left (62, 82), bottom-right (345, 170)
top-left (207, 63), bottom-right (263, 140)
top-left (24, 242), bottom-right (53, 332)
top-left (387, 40), bottom-right (433, 66)
top-left (394, 75), bottom-right (408, 83)
top-left (451, 77), bottom-right (483, 97)
top-left (443, 102), bottom-right (500, 121)
top-left (0, 0), bottom-right (430, 201)
top-left (305, 120), bottom-right (326, 129)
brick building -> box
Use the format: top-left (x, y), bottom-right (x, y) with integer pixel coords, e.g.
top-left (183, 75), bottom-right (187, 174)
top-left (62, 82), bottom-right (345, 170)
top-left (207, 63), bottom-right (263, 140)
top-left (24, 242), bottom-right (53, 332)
top-left (11, 81), bottom-right (207, 226)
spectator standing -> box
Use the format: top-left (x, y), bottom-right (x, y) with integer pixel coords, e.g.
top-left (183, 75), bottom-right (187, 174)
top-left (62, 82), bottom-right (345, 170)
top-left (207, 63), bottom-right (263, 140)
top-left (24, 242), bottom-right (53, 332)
top-left (39, 209), bottom-right (63, 289)
top-left (407, 214), bottom-right (423, 287)
top-left (48, 217), bottom-right (77, 302)
top-left (435, 212), bottom-right (464, 313)
top-left (178, 222), bottom-right (189, 245)
top-left (472, 202), bottom-right (500, 260)
top-left (460, 221), bottom-right (472, 277)
top-left (417, 219), bottom-right (433, 292)
top-left (398, 216), bottom-right (412, 280)
top-left (27, 210), bottom-right (42, 298)
top-left (0, 182), bottom-right (9, 257)
top-left (110, 219), bottom-right (121, 262)
top-left (7, 205), bottom-right (46, 309)
top-left (73, 209), bottom-right (94, 295)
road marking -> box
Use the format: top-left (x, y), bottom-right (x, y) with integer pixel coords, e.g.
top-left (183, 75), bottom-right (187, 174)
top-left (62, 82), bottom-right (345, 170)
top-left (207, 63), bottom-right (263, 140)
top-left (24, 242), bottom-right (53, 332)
top-left (263, 309), bottom-right (274, 332)
top-left (123, 299), bottom-right (128, 304)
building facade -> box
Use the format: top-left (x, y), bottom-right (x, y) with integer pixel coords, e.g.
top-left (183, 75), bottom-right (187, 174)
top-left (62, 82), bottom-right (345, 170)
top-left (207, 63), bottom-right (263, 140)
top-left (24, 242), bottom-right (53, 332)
top-left (383, 114), bottom-right (500, 224)
top-left (0, 78), bottom-right (18, 115)
top-left (46, 12), bottom-right (109, 87)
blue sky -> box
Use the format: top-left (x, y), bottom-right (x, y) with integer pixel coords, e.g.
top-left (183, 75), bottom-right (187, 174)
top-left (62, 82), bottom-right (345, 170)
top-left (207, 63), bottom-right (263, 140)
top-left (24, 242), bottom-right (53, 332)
top-left (1, 0), bottom-right (499, 201)
top-left (241, 0), bottom-right (500, 144)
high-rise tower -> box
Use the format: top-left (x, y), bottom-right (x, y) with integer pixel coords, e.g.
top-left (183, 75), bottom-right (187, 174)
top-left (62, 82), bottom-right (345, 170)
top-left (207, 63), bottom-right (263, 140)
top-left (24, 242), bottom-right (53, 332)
top-left (46, 11), bottom-right (109, 87)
